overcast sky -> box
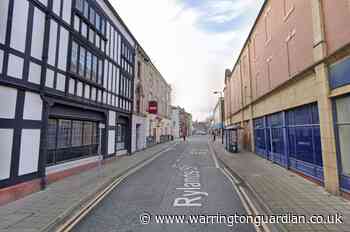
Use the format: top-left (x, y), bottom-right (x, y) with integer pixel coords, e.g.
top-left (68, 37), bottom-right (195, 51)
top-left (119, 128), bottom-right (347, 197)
top-left (110, 0), bottom-right (264, 121)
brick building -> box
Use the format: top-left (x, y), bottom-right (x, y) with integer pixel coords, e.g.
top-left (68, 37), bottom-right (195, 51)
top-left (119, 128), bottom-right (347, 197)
top-left (223, 0), bottom-right (350, 195)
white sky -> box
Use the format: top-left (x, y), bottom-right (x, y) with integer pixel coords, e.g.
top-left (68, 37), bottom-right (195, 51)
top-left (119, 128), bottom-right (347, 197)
top-left (110, 0), bottom-right (263, 121)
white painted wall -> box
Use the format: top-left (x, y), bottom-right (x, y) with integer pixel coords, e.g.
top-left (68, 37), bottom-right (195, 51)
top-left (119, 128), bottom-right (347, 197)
top-left (56, 73), bottom-right (66, 92)
top-left (28, 62), bottom-right (42, 85)
top-left (77, 81), bottom-right (83, 97)
top-left (0, 0), bottom-right (9, 45)
top-left (58, 27), bottom-right (69, 71)
top-left (108, 130), bottom-right (115, 155)
top-left (7, 54), bottom-right (23, 79)
top-left (31, 8), bottom-right (45, 60)
top-left (131, 115), bottom-right (147, 153)
top-left (48, 20), bottom-right (58, 66)
top-left (19, 129), bottom-right (41, 176)
top-left (172, 108), bottom-right (180, 138)
top-left (0, 129), bottom-right (13, 180)
top-left (23, 91), bottom-right (43, 121)
top-left (45, 68), bottom-right (55, 88)
top-left (62, 0), bottom-right (72, 24)
top-left (69, 78), bottom-right (75, 94)
top-left (0, 86), bottom-right (17, 119)
top-left (10, 0), bottom-right (28, 52)
top-left (109, 111), bottom-right (116, 126)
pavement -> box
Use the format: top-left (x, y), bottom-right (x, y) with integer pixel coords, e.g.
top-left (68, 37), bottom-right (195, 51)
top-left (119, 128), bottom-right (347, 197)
top-left (73, 136), bottom-right (255, 232)
top-left (210, 139), bottom-right (350, 232)
top-left (0, 141), bottom-right (176, 232)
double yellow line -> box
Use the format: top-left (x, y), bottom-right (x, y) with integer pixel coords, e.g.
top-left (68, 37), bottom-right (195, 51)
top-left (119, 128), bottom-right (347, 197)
top-left (56, 144), bottom-right (176, 232)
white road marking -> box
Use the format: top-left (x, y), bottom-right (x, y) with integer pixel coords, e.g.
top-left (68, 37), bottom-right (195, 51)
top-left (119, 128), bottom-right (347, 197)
top-left (221, 168), bottom-right (263, 232)
top-left (210, 148), bottom-right (220, 169)
top-left (173, 166), bottom-right (208, 207)
top-left (56, 144), bottom-right (177, 232)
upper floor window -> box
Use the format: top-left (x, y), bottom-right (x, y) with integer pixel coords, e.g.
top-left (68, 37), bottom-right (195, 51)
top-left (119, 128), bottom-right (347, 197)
top-left (137, 61), bottom-right (142, 79)
top-left (74, 0), bottom-right (106, 49)
top-left (70, 40), bottom-right (103, 85)
top-left (71, 41), bottom-right (79, 73)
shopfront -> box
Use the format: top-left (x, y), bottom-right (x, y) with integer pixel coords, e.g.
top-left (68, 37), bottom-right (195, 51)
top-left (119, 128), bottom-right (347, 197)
top-left (334, 95), bottom-right (350, 192)
top-left (254, 103), bottom-right (324, 181)
top-left (46, 103), bottom-right (106, 166)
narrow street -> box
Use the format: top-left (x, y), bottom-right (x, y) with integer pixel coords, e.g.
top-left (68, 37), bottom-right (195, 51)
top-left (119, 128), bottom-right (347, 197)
top-left (72, 136), bottom-right (256, 232)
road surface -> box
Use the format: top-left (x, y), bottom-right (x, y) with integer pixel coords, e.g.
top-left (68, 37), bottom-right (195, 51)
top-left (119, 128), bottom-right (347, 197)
top-left (72, 136), bottom-right (256, 232)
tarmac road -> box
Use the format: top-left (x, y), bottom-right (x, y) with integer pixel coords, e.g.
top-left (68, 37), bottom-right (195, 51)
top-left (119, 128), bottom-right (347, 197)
top-left (72, 136), bottom-right (256, 232)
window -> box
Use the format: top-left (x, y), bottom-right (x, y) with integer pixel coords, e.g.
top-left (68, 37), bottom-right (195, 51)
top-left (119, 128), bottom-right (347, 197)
top-left (336, 95), bottom-right (350, 176)
top-left (89, 28), bottom-right (94, 43)
top-left (89, 8), bottom-right (95, 24)
top-left (72, 121), bottom-right (83, 146)
top-left (101, 19), bottom-right (105, 35)
top-left (116, 123), bottom-right (126, 150)
top-left (86, 51), bottom-right (92, 80)
top-left (98, 60), bottom-right (103, 85)
top-left (96, 14), bottom-right (100, 31)
top-left (79, 46), bottom-right (85, 76)
top-left (47, 119), bottom-right (99, 165)
top-left (137, 61), bottom-right (141, 78)
top-left (75, 0), bottom-right (83, 12)
top-left (70, 41), bottom-right (78, 73)
top-left (57, 120), bottom-right (71, 148)
top-left (92, 55), bottom-right (97, 82)
top-left (84, 1), bottom-right (89, 18)
top-left (48, 119), bottom-right (57, 149)
top-left (83, 122), bottom-right (93, 145)
top-left (74, 15), bottom-right (80, 32)
top-left (81, 22), bottom-right (87, 38)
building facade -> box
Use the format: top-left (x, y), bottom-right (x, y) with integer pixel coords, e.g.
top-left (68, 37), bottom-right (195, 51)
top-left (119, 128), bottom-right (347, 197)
top-left (0, 0), bottom-right (135, 194)
top-left (211, 97), bottom-right (224, 138)
top-left (178, 108), bottom-right (192, 137)
top-left (131, 45), bottom-right (147, 153)
top-left (171, 106), bottom-right (180, 139)
top-left (135, 48), bottom-right (172, 146)
top-left (223, 0), bottom-right (350, 195)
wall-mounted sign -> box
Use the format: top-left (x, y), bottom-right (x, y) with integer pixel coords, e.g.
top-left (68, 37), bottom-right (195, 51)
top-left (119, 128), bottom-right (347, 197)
top-left (148, 101), bottom-right (158, 114)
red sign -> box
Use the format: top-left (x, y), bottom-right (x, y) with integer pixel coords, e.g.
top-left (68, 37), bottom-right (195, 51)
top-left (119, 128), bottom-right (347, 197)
top-left (148, 101), bottom-right (158, 114)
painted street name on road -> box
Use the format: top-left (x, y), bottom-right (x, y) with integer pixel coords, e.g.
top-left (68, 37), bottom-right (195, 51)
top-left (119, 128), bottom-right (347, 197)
top-left (173, 165), bottom-right (208, 207)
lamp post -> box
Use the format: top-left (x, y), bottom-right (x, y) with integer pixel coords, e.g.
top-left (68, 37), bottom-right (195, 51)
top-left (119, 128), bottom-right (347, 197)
top-left (213, 91), bottom-right (224, 144)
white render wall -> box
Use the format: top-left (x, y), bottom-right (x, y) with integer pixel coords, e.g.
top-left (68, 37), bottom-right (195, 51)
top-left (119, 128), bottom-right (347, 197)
top-left (131, 115), bottom-right (147, 153)
top-left (171, 108), bottom-right (180, 138)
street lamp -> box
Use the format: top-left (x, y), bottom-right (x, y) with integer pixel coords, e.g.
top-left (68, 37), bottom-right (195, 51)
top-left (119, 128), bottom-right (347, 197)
top-left (213, 91), bottom-right (224, 144)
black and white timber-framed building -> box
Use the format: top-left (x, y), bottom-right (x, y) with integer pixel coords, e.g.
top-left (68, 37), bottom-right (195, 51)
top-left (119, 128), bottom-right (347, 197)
top-left (0, 0), bottom-right (136, 190)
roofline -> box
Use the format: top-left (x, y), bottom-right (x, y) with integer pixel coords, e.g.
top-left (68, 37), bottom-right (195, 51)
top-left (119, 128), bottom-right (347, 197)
top-left (228, 0), bottom-right (268, 77)
top-left (101, 0), bottom-right (139, 45)
top-left (102, 1), bottom-right (171, 89)
top-left (136, 44), bottom-right (171, 89)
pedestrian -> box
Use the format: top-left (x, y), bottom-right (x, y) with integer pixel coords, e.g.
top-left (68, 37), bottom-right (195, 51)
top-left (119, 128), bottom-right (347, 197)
top-left (183, 135), bottom-right (186, 141)
top-left (212, 131), bottom-right (216, 141)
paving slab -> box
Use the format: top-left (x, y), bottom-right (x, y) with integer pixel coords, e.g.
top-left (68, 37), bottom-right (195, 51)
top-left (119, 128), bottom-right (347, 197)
top-left (210, 140), bottom-right (350, 232)
top-left (0, 141), bottom-right (176, 232)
